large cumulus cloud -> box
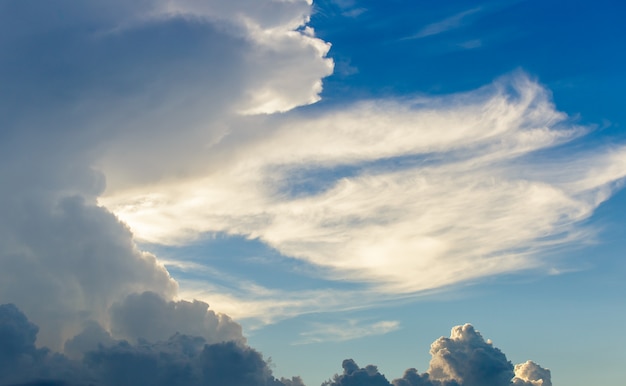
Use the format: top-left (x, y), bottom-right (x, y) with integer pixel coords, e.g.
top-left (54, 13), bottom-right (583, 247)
top-left (0, 193), bottom-right (177, 349)
top-left (0, 0), bottom-right (331, 350)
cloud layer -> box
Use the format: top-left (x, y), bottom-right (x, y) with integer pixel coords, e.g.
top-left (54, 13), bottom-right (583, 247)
top-left (0, 303), bottom-right (302, 386)
top-left (1, 304), bottom-right (548, 386)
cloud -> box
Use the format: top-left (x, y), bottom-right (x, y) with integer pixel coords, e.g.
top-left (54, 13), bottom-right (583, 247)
top-left (0, 303), bottom-right (300, 386)
top-left (0, 304), bottom-right (90, 385)
top-left (327, 0), bottom-right (367, 18)
top-left (295, 319), bottom-right (400, 345)
top-left (323, 359), bottom-right (393, 386)
top-left (406, 8), bottom-right (482, 40)
top-left (426, 324), bottom-right (513, 386)
top-left (0, 193), bottom-right (177, 349)
top-left (102, 74), bottom-right (626, 305)
top-left (109, 291), bottom-right (244, 345)
top-left (511, 361), bottom-right (552, 386)
top-left (324, 324), bottom-right (552, 386)
top-left (0, 0), bottom-right (331, 350)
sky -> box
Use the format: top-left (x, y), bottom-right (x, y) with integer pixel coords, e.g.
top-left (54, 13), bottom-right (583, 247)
top-left (0, 0), bottom-right (625, 385)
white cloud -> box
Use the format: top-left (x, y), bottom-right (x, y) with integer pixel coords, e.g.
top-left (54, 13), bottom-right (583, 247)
top-left (324, 324), bottom-right (552, 386)
top-left (512, 361), bottom-right (552, 386)
top-left (0, 0), bottom-right (331, 350)
top-left (176, 278), bottom-right (385, 325)
top-left (101, 74), bottom-right (626, 299)
top-left (407, 7), bottom-right (482, 40)
top-left (295, 319), bottom-right (400, 345)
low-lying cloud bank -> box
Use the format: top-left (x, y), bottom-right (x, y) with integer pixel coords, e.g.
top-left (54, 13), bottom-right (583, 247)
top-left (1, 304), bottom-right (549, 386)
top-left (0, 302), bottom-right (304, 386)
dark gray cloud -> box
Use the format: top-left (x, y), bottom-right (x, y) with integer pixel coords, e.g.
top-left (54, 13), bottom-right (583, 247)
top-left (280, 376), bottom-right (307, 386)
top-left (63, 320), bottom-right (116, 360)
top-left (392, 368), bottom-right (459, 386)
top-left (0, 2), bottom-right (559, 386)
top-left (0, 304), bottom-right (90, 385)
top-left (0, 303), bottom-right (298, 386)
top-left (322, 359), bottom-right (392, 386)
top-left (84, 337), bottom-right (277, 386)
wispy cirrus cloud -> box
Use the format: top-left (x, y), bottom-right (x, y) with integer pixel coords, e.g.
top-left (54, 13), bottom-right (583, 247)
top-left (101, 73), bottom-right (626, 302)
top-left (405, 7), bottom-right (483, 40)
top-left (294, 319), bottom-right (400, 345)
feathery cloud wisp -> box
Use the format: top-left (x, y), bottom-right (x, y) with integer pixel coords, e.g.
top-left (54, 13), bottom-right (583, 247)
top-left (102, 74), bottom-right (626, 298)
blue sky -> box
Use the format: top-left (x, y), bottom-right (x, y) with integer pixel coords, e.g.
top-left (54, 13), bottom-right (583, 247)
top-left (0, 1), bottom-right (625, 385)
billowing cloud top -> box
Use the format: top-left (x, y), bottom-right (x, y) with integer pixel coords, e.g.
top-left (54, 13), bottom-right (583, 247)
top-left (0, 303), bottom-right (303, 386)
top-left (323, 324), bottom-right (551, 386)
top-left (0, 0), bottom-right (331, 348)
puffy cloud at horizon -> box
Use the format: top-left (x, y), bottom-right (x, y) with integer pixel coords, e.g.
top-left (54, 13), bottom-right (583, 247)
top-left (511, 361), bottom-right (552, 386)
top-left (0, 303), bottom-right (302, 386)
top-left (1, 303), bottom-right (549, 386)
top-left (323, 324), bottom-right (551, 386)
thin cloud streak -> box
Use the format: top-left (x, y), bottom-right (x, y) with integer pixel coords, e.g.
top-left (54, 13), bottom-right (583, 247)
top-left (294, 319), bottom-right (400, 345)
top-left (176, 278), bottom-right (400, 326)
top-left (405, 7), bottom-right (482, 40)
